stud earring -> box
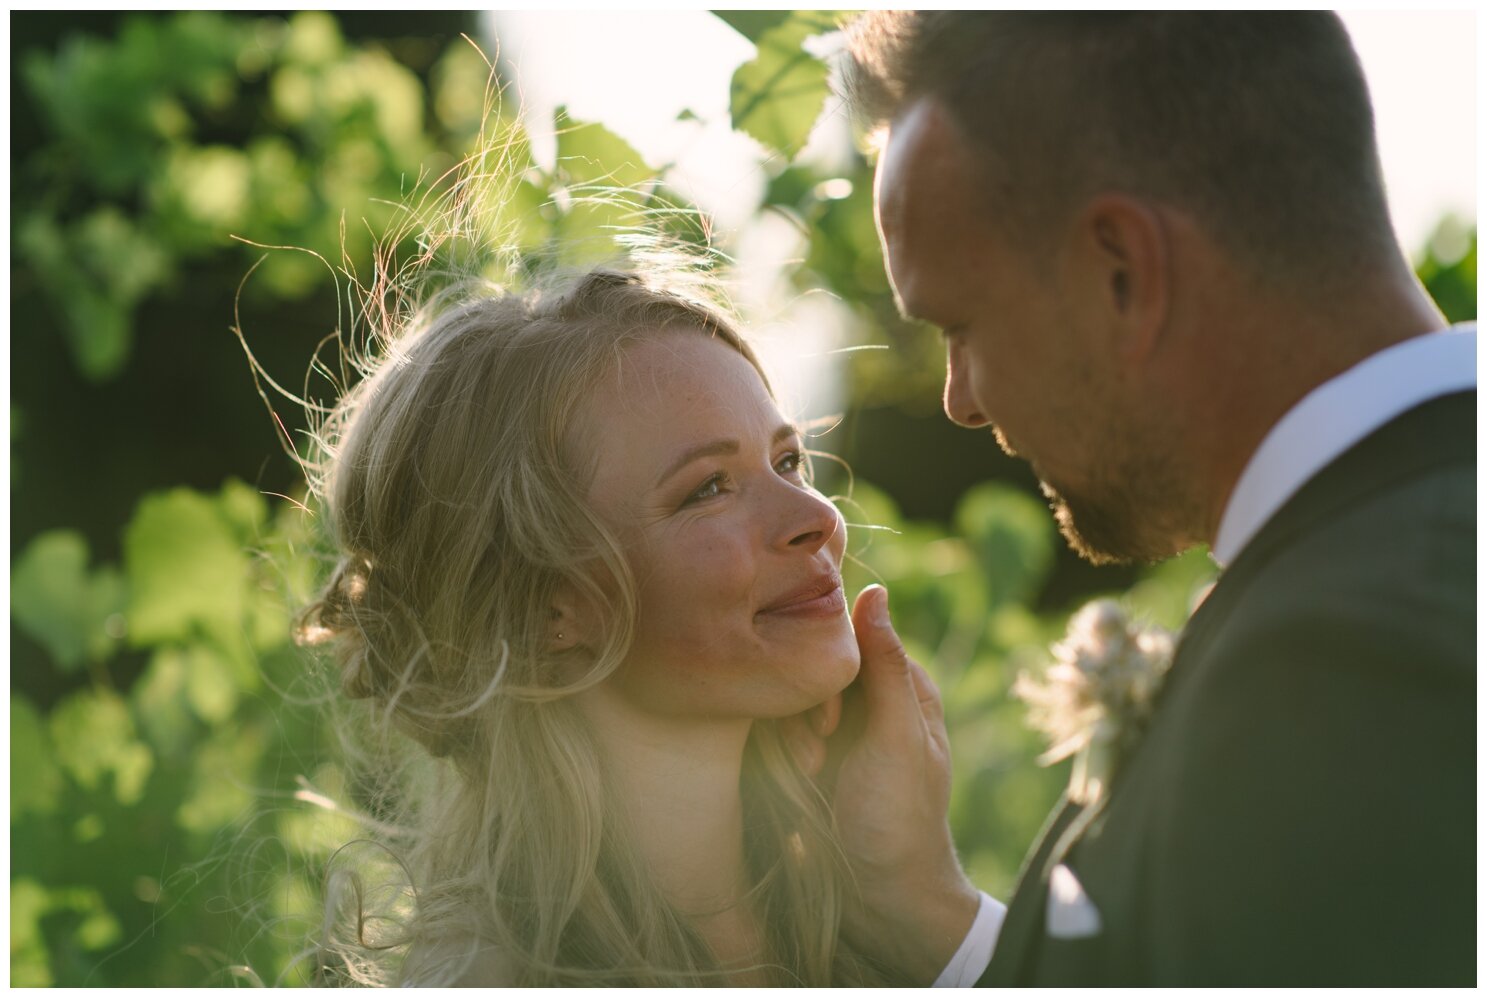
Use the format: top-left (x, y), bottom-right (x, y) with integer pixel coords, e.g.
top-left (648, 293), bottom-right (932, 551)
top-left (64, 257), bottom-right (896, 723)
top-left (556, 631), bottom-right (564, 640)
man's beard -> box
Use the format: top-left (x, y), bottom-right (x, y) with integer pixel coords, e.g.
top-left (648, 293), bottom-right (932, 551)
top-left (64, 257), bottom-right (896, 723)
top-left (1037, 460), bottom-right (1195, 567)
top-left (993, 423), bottom-right (1197, 566)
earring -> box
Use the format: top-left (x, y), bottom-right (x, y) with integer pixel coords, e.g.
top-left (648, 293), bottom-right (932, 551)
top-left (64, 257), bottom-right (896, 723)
top-left (556, 631), bottom-right (564, 640)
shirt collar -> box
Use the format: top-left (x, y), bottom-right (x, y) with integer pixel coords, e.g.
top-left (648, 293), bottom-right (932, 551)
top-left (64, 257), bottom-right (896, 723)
top-left (1211, 324), bottom-right (1477, 567)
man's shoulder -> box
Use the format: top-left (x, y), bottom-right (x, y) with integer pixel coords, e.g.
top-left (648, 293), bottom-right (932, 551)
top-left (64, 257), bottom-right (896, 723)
top-left (1188, 454), bottom-right (1473, 683)
top-left (1184, 384), bottom-right (1474, 685)
top-left (1079, 454), bottom-right (1476, 984)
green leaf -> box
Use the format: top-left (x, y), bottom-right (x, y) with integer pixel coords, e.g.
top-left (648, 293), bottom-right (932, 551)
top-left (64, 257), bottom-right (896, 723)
top-left (12, 696), bottom-right (64, 818)
top-left (48, 690), bottom-right (154, 806)
top-left (281, 9), bottom-right (344, 68)
top-left (729, 13), bottom-right (832, 159)
top-left (16, 210), bottom-right (170, 381)
top-left (954, 483), bottom-right (1056, 611)
top-left (67, 889), bottom-right (124, 951)
top-left (549, 108), bottom-right (662, 264)
top-left (160, 144), bottom-right (253, 234)
top-left (554, 106), bottom-right (656, 191)
top-left (75, 207), bottom-right (171, 303)
top-left (175, 725), bottom-right (265, 835)
top-left (59, 288), bottom-right (135, 381)
top-left (34, 885), bottom-right (123, 953)
top-left (10, 879), bottom-right (54, 986)
top-left (124, 487), bottom-right (249, 646)
top-left (11, 530), bottom-right (126, 670)
top-left (183, 644), bottom-right (242, 723)
top-left (431, 39), bottom-right (497, 138)
top-left (130, 648), bottom-right (197, 756)
top-left (218, 478), bottom-right (269, 538)
top-left (712, 10), bottom-right (794, 42)
top-left (1123, 547), bottom-right (1218, 632)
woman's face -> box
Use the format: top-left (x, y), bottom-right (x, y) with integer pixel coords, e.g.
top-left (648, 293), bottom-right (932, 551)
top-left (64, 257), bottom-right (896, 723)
top-left (578, 331), bottom-right (859, 721)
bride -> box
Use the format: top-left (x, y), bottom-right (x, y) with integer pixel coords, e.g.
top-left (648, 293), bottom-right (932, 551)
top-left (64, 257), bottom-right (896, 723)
top-left (296, 262), bottom-right (903, 985)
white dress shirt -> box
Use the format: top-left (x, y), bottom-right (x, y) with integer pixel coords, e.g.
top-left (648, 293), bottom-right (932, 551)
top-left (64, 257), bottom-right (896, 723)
top-left (932, 891), bottom-right (1007, 987)
top-left (1212, 325), bottom-right (1476, 566)
top-left (934, 323), bottom-right (1477, 987)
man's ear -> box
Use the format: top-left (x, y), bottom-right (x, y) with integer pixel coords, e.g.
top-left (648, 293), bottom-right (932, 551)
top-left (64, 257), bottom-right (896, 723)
top-left (1076, 194), bottom-right (1170, 366)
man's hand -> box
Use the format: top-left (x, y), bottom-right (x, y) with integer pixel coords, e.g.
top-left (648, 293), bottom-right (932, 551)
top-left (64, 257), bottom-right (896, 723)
top-left (786, 584), bottom-right (981, 983)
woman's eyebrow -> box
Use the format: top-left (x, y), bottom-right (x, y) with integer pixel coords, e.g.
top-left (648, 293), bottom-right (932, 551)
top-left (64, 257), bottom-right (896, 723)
top-left (655, 440), bottom-right (738, 488)
top-left (654, 424), bottom-right (800, 488)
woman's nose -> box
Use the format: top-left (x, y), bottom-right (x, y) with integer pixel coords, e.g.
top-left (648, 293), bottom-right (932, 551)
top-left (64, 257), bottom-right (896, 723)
top-left (775, 485), bottom-right (841, 554)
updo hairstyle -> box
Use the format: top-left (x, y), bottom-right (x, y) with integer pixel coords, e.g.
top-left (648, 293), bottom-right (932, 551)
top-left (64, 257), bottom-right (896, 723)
top-left (293, 264), bottom-right (885, 986)
top-left (299, 267), bottom-right (761, 762)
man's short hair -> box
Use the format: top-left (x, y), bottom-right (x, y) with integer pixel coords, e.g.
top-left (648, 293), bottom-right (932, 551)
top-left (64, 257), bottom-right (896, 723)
top-left (844, 12), bottom-right (1400, 285)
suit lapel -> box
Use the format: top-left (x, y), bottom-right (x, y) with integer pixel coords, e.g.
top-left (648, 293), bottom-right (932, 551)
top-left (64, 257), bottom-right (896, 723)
top-left (1183, 390), bottom-right (1474, 659)
top-left (978, 797), bottom-right (1084, 985)
top-left (980, 391), bottom-right (1474, 987)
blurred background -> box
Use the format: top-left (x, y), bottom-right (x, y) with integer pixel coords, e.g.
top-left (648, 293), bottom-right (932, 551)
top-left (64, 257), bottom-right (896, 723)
top-left (9, 11), bottom-right (1476, 986)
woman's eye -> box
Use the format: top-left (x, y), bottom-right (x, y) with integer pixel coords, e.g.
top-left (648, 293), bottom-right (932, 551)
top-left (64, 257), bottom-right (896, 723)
top-left (683, 472), bottom-right (727, 506)
top-left (775, 450), bottom-right (803, 477)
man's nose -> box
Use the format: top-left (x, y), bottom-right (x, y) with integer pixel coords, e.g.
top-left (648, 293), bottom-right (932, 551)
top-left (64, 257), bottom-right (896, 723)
top-left (943, 340), bottom-right (989, 428)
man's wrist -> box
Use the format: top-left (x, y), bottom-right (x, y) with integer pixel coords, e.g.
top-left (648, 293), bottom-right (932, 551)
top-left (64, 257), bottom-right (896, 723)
top-left (858, 875), bottom-right (981, 984)
top-left (933, 891), bottom-right (1006, 987)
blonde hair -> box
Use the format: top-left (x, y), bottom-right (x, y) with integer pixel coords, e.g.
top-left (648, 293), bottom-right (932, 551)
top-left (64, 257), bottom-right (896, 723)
top-left (293, 259), bottom-right (893, 985)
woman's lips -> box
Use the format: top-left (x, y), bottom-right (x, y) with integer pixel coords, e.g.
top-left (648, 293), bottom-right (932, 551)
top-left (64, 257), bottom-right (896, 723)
top-left (756, 577), bottom-right (846, 619)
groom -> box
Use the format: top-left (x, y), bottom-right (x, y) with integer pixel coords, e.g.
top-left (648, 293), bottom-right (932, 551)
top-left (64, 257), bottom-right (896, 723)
top-left (811, 12), bottom-right (1474, 986)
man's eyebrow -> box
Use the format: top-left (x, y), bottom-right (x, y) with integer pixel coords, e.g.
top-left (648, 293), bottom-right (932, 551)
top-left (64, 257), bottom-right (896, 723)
top-left (655, 423), bottom-right (801, 488)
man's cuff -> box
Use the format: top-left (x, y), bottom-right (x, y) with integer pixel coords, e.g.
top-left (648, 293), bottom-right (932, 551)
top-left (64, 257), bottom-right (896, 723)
top-left (932, 891), bottom-right (1006, 987)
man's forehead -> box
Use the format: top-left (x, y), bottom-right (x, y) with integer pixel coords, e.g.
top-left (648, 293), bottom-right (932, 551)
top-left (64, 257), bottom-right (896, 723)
top-left (874, 99), bottom-right (983, 317)
top-left (875, 99), bottom-right (941, 224)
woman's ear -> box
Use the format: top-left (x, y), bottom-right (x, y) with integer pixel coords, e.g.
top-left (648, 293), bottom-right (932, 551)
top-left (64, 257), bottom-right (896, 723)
top-left (548, 583), bottom-right (586, 653)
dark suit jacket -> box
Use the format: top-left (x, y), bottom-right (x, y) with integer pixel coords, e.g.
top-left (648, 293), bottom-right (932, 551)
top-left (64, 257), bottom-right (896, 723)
top-left (981, 390), bottom-right (1476, 986)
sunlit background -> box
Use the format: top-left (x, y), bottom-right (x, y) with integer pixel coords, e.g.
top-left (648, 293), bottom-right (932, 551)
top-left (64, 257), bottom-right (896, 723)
top-left (9, 11), bottom-right (1476, 986)
top-left (490, 10), bottom-right (1476, 251)
top-left (486, 10), bottom-right (1478, 420)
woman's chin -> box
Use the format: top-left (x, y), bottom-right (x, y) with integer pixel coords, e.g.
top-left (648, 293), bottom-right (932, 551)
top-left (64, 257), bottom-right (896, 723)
top-left (779, 631), bottom-right (861, 713)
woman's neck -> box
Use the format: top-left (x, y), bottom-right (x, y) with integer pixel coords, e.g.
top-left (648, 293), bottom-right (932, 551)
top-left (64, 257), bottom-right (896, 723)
top-left (573, 685), bottom-right (768, 979)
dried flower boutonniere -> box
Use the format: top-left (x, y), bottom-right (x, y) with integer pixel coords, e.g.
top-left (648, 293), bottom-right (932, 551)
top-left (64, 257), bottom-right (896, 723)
top-left (1014, 600), bottom-right (1176, 807)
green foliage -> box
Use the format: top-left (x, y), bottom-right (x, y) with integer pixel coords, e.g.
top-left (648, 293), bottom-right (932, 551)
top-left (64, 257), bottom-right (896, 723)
top-left (49, 691), bottom-right (154, 806)
top-left (712, 10), bottom-right (795, 43)
top-left (124, 486), bottom-right (257, 648)
top-left (14, 11), bottom-right (441, 380)
top-left (11, 477), bottom-right (322, 984)
top-left (11, 879), bottom-right (123, 987)
top-left (1416, 218), bottom-right (1477, 325)
top-left (729, 11), bottom-right (834, 160)
top-left (551, 107), bottom-right (666, 264)
top-left (11, 531), bottom-right (126, 671)
top-left (955, 484), bottom-right (1058, 613)
top-left (12, 697), bottom-right (66, 819)
top-left (10, 9), bottom-right (1474, 986)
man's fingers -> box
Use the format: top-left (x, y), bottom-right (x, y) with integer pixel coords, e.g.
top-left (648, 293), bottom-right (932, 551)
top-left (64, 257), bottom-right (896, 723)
top-left (852, 585), bottom-right (915, 689)
top-left (851, 584), bottom-right (928, 741)
top-left (812, 690), bottom-right (843, 738)
top-left (907, 659), bottom-right (945, 726)
top-left (779, 712), bottom-right (827, 776)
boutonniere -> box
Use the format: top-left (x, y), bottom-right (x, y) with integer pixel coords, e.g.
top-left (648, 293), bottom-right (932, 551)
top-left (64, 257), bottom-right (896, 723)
top-left (1014, 600), bottom-right (1176, 807)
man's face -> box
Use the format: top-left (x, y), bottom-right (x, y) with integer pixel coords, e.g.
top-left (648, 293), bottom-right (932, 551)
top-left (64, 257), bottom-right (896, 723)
top-left (873, 99), bottom-right (1176, 564)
